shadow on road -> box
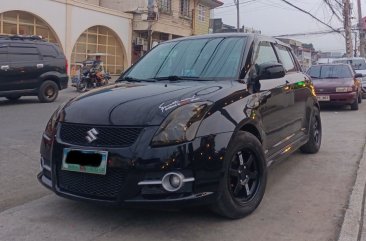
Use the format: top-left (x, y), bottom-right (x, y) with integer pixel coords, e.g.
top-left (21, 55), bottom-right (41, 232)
top-left (0, 98), bottom-right (43, 106)
top-left (319, 104), bottom-right (354, 112)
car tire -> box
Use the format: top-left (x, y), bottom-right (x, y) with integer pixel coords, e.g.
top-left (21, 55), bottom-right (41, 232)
top-left (38, 80), bottom-right (59, 103)
top-left (6, 96), bottom-right (21, 101)
top-left (211, 131), bottom-right (267, 219)
top-left (351, 97), bottom-right (359, 110)
top-left (300, 107), bottom-right (322, 154)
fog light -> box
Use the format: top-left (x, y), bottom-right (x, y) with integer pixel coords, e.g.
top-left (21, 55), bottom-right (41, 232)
top-left (162, 172), bottom-right (184, 192)
top-left (170, 175), bottom-right (181, 188)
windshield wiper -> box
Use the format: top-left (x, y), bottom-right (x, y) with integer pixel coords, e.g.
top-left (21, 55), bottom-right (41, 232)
top-left (116, 76), bottom-right (156, 82)
top-left (323, 76), bottom-right (341, 79)
top-left (153, 75), bottom-right (209, 81)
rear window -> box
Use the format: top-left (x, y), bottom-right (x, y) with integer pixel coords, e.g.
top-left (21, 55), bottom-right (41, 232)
top-left (307, 65), bottom-right (353, 79)
top-left (333, 59), bottom-right (366, 70)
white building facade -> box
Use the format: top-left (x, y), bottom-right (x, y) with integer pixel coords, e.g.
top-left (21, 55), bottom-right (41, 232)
top-left (0, 0), bottom-right (133, 74)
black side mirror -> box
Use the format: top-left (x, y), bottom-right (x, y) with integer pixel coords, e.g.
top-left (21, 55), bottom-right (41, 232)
top-left (355, 73), bottom-right (363, 78)
top-left (257, 62), bottom-right (286, 80)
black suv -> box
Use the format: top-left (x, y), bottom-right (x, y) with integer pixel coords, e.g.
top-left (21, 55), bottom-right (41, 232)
top-left (38, 34), bottom-right (321, 219)
top-left (0, 35), bottom-right (68, 102)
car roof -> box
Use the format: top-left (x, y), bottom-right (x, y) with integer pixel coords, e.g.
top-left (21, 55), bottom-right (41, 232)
top-left (334, 57), bottom-right (366, 61)
top-left (311, 63), bottom-right (350, 67)
top-left (162, 33), bottom-right (290, 48)
top-left (0, 35), bottom-right (56, 46)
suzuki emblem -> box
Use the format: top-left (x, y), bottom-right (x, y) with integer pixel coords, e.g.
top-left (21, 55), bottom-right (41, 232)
top-left (86, 128), bottom-right (99, 143)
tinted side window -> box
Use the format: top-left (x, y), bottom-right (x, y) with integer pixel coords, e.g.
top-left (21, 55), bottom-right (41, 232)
top-left (39, 45), bottom-right (58, 59)
top-left (254, 42), bottom-right (278, 65)
top-left (8, 46), bottom-right (40, 62)
top-left (275, 45), bottom-right (297, 72)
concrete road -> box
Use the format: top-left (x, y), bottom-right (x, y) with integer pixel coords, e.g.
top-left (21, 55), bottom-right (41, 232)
top-left (0, 89), bottom-right (365, 241)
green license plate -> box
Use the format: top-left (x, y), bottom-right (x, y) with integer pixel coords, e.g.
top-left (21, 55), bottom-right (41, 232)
top-left (62, 148), bottom-right (108, 175)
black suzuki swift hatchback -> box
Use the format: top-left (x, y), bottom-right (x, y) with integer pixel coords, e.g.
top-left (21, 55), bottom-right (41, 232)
top-left (38, 34), bottom-right (321, 219)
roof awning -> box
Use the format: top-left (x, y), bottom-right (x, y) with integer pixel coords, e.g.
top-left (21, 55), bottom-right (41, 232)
top-left (197, 0), bottom-right (223, 9)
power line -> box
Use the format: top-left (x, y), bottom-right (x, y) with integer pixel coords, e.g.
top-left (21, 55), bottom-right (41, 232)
top-left (275, 29), bottom-right (342, 37)
top-left (276, 0), bottom-right (343, 35)
top-left (323, 0), bottom-right (343, 22)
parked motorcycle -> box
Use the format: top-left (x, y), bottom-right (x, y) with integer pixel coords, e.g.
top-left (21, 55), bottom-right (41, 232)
top-left (74, 64), bottom-right (111, 93)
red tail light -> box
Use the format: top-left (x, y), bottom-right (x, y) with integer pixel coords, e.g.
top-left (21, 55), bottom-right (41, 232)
top-left (65, 58), bottom-right (68, 74)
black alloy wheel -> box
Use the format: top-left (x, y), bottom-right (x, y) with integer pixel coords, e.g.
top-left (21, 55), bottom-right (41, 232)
top-left (228, 150), bottom-right (260, 204)
top-left (313, 117), bottom-right (321, 147)
top-left (212, 131), bottom-right (267, 219)
top-left (38, 80), bottom-right (59, 103)
top-left (300, 107), bottom-right (321, 153)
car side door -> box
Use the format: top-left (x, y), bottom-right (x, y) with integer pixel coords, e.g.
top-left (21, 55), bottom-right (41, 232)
top-left (0, 44), bottom-right (10, 91)
top-left (274, 44), bottom-right (309, 143)
top-left (251, 41), bottom-right (294, 159)
top-left (7, 44), bottom-right (42, 91)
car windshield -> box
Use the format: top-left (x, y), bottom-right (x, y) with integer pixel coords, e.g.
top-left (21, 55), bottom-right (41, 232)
top-left (123, 37), bottom-right (247, 81)
top-left (333, 59), bottom-right (366, 70)
top-left (307, 65), bottom-right (352, 79)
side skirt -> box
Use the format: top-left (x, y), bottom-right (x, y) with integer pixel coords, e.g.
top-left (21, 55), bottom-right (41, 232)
top-left (265, 134), bottom-right (309, 167)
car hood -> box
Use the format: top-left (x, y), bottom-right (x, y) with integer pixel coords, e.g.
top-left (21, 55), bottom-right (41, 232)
top-left (312, 78), bottom-right (354, 88)
top-left (61, 81), bottom-right (235, 126)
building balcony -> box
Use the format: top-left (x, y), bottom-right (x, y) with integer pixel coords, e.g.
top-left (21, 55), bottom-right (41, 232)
top-left (133, 13), bottom-right (192, 37)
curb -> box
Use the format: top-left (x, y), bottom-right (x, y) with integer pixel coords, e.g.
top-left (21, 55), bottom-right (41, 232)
top-left (338, 140), bottom-right (366, 241)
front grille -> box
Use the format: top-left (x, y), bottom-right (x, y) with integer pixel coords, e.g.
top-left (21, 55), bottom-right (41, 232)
top-left (59, 123), bottom-right (142, 147)
top-left (316, 88), bottom-right (335, 94)
top-left (58, 168), bottom-right (128, 200)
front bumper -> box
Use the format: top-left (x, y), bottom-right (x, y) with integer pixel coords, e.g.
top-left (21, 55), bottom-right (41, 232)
top-left (316, 92), bottom-right (357, 105)
top-left (38, 129), bottom-right (232, 207)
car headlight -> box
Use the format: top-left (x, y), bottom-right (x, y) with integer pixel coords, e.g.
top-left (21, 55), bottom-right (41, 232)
top-left (43, 103), bottom-right (66, 140)
top-left (151, 102), bottom-right (212, 147)
top-left (336, 87), bottom-right (353, 92)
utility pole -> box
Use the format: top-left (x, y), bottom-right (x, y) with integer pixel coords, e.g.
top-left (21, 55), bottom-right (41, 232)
top-left (354, 31), bottom-right (358, 57)
top-left (357, 0), bottom-right (365, 57)
top-left (343, 0), bottom-right (353, 57)
top-left (234, 0), bottom-right (240, 32)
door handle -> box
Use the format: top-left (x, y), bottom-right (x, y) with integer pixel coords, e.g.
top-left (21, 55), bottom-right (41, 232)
top-left (1, 65), bottom-right (9, 71)
top-left (37, 64), bottom-right (44, 69)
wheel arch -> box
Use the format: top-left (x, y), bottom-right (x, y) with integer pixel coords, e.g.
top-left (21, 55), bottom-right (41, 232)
top-left (239, 123), bottom-right (263, 143)
top-left (39, 74), bottom-right (62, 90)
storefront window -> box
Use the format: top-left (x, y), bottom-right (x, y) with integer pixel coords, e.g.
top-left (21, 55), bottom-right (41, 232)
top-left (0, 11), bottom-right (59, 45)
top-left (71, 26), bottom-right (125, 75)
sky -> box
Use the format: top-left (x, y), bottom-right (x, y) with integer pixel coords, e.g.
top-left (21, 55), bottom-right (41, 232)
top-left (212, 0), bottom-right (366, 53)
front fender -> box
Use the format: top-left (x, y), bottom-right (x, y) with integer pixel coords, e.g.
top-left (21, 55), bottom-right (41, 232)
top-left (196, 90), bottom-right (263, 141)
